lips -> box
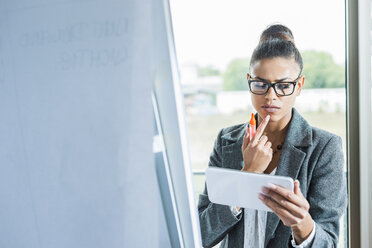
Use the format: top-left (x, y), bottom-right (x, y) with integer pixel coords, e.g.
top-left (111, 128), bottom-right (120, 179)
top-left (262, 104), bottom-right (280, 113)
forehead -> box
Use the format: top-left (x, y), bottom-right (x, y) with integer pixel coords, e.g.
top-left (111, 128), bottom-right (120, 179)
top-left (250, 57), bottom-right (300, 80)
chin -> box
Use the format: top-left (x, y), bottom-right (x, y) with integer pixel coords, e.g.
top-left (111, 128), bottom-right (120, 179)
top-left (267, 114), bottom-right (280, 122)
top-left (270, 111), bottom-right (292, 124)
top-left (258, 111), bottom-right (281, 123)
top-left (257, 111), bottom-right (274, 121)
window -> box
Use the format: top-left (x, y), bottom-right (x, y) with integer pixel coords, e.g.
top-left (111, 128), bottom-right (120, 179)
top-left (171, 0), bottom-right (348, 246)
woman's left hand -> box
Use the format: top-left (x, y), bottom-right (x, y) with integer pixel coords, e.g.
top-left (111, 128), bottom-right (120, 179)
top-left (259, 180), bottom-right (314, 243)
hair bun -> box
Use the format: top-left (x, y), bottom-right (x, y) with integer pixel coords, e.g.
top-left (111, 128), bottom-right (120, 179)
top-left (259, 24), bottom-right (295, 44)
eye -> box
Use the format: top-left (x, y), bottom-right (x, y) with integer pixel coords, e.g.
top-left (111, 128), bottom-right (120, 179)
top-left (276, 83), bottom-right (291, 90)
top-left (253, 81), bottom-right (267, 89)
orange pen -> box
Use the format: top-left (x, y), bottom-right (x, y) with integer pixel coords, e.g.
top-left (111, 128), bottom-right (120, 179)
top-left (249, 113), bottom-right (256, 139)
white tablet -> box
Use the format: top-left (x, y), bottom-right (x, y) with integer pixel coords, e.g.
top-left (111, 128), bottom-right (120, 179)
top-left (205, 167), bottom-right (294, 212)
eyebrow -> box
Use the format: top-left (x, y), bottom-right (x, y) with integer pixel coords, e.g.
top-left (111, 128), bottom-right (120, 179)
top-left (252, 76), bottom-right (291, 82)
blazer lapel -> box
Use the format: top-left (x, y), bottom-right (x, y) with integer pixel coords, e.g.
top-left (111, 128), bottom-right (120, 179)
top-left (264, 144), bottom-right (306, 245)
top-left (264, 108), bottom-right (312, 246)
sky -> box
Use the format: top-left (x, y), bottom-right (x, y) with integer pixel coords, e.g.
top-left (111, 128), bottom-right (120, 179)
top-left (170, 0), bottom-right (345, 71)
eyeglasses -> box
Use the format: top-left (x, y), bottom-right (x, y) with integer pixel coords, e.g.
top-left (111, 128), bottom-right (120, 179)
top-left (247, 74), bottom-right (302, 96)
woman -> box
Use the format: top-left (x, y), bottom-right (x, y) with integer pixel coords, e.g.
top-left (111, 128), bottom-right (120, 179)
top-left (198, 24), bottom-right (347, 248)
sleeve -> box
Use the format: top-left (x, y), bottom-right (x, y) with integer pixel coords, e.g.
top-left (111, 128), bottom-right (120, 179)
top-left (306, 135), bottom-right (348, 247)
top-left (290, 221), bottom-right (316, 247)
top-left (198, 129), bottom-right (243, 248)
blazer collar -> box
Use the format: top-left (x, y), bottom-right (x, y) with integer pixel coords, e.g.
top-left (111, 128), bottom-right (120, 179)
top-left (284, 108), bottom-right (312, 147)
top-left (220, 124), bottom-right (247, 145)
top-left (264, 108), bottom-right (313, 245)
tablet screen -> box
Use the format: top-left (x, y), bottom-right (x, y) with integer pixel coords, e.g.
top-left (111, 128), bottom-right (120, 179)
top-left (206, 167), bottom-right (294, 212)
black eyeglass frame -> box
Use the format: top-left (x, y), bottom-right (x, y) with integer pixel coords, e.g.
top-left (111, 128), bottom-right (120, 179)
top-left (247, 74), bottom-right (302, 96)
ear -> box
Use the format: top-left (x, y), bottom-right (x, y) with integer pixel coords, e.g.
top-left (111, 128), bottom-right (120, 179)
top-left (296, 76), bottom-right (305, 96)
top-left (247, 73), bottom-right (250, 80)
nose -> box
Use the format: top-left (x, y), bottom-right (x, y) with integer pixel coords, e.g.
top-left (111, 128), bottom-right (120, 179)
top-left (265, 86), bottom-right (278, 100)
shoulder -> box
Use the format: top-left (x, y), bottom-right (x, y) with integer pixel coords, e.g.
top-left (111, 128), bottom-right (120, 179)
top-left (287, 108), bottom-right (342, 148)
top-left (220, 123), bottom-right (246, 137)
top-left (311, 126), bottom-right (342, 145)
top-left (309, 127), bottom-right (343, 164)
top-left (216, 123), bottom-right (246, 143)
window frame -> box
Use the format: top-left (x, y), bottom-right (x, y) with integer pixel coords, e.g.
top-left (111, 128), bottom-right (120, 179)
top-left (346, 0), bottom-right (372, 247)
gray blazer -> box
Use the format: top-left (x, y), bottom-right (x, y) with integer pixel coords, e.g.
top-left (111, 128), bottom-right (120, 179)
top-left (198, 108), bottom-right (347, 248)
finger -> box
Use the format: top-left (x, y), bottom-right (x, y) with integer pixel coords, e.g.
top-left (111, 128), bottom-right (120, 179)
top-left (267, 147), bottom-right (273, 155)
top-left (264, 142), bottom-right (273, 156)
top-left (294, 180), bottom-right (299, 195)
top-left (252, 115), bottom-right (270, 144)
top-left (264, 141), bottom-right (272, 149)
top-left (294, 180), bottom-right (303, 197)
top-left (257, 135), bottom-right (268, 149)
top-left (266, 183), bottom-right (303, 207)
top-left (259, 193), bottom-right (302, 224)
top-left (261, 187), bottom-right (308, 219)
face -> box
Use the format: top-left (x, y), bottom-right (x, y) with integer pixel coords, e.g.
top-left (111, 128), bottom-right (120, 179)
top-left (248, 57), bottom-right (305, 125)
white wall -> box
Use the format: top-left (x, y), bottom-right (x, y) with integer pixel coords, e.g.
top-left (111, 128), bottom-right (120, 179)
top-left (0, 1), bottom-right (170, 247)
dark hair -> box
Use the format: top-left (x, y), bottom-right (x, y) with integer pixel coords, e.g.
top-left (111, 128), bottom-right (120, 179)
top-left (250, 24), bottom-right (303, 73)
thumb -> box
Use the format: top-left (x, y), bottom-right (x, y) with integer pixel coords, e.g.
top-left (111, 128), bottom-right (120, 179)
top-left (294, 180), bottom-right (301, 195)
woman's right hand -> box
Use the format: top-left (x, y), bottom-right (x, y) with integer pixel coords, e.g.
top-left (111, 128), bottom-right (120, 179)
top-left (241, 115), bottom-right (273, 173)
